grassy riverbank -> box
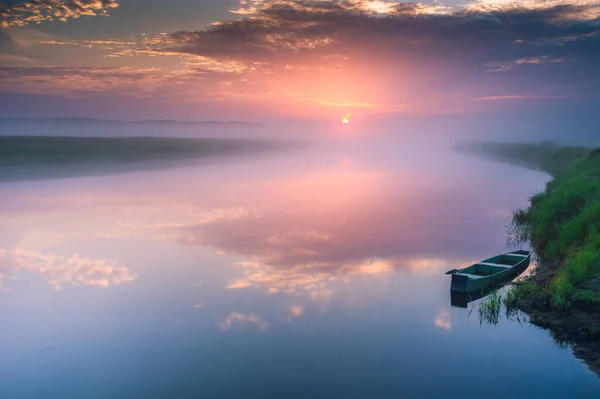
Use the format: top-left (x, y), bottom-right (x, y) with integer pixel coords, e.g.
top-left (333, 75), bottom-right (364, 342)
top-left (461, 140), bottom-right (600, 375)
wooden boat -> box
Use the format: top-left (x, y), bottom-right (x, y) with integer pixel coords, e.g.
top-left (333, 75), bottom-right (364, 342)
top-left (449, 250), bottom-right (531, 293)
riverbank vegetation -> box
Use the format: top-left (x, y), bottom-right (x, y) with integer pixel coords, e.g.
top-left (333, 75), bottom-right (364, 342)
top-left (460, 140), bottom-right (600, 309)
top-left (463, 140), bottom-right (600, 375)
top-left (0, 136), bottom-right (290, 167)
top-left (498, 145), bottom-right (600, 310)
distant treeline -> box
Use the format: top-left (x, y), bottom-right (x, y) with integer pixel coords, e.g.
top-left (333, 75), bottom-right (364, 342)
top-left (0, 136), bottom-right (298, 182)
top-left (0, 117), bottom-right (261, 127)
top-left (453, 140), bottom-right (592, 177)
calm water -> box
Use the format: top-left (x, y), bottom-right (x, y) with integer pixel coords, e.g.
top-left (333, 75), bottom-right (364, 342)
top-left (1, 136), bottom-right (599, 398)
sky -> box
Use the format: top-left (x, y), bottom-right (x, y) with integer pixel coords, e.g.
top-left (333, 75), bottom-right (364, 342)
top-left (0, 0), bottom-right (599, 127)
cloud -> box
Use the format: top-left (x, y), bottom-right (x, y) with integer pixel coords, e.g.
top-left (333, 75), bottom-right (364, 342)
top-left (35, 33), bottom-right (252, 74)
top-left (0, 28), bottom-right (48, 67)
top-left (38, 38), bottom-right (136, 49)
top-left (0, 65), bottom-right (225, 101)
top-left (472, 95), bottom-right (568, 101)
top-left (220, 312), bottom-right (269, 331)
top-left (0, 0), bottom-right (120, 28)
top-left (163, 1), bottom-right (600, 62)
top-left (3, 0), bottom-right (599, 114)
top-left (488, 56), bottom-right (564, 72)
top-left (0, 247), bottom-right (136, 290)
top-left (0, 66), bottom-right (154, 97)
top-left (136, 0), bottom-right (600, 112)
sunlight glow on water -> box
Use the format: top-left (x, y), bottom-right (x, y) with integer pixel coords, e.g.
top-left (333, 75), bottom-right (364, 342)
top-left (1, 137), bottom-right (599, 398)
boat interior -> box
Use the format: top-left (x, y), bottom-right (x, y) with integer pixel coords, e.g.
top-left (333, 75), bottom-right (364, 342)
top-left (459, 251), bottom-right (529, 277)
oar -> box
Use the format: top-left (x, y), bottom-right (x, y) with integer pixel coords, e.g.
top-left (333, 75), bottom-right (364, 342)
top-left (445, 268), bottom-right (458, 275)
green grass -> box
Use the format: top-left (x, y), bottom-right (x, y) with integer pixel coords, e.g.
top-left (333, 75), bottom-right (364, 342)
top-left (505, 279), bottom-right (538, 309)
top-left (502, 146), bottom-right (600, 310)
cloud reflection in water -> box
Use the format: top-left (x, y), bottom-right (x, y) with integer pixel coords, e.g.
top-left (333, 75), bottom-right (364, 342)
top-left (435, 309), bottom-right (452, 330)
top-left (149, 168), bottom-right (496, 295)
top-left (220, 312), bottom-right (269, 332)
top-left (0, 156), bottom-right (508, 302)
top-left (0, 248), bottom-right (136, 290)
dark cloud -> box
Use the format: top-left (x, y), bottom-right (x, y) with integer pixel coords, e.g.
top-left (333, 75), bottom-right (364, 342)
top-left (165, 1), bottom-right (600, 59)
top-left (2, 0), bottom-right (599, 115)
top-left (157, 0), bottom-right (600, 95)
top-left (137, 0), bottom-right (600, 112)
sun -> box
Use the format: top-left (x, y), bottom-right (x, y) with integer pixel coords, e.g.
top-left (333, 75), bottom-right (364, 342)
top-left (342, 114), bottom-right (351, 124)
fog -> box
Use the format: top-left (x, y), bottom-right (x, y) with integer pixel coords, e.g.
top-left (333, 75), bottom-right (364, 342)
top-left (2, 102), bottom-right (599, 147)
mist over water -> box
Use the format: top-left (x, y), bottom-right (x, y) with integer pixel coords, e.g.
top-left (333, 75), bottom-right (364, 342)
top-left (1, 128), bottom-right (599, 398)
top-left (3, 0), bottom-right (600, 393)
top-left (3, 108), bottom-right (600, 146)
top-left (0, 135), bottom-right (303, 183)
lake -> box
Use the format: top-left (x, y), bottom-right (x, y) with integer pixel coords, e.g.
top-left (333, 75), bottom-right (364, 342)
top-left (1, 135), bottom-right (599, 398)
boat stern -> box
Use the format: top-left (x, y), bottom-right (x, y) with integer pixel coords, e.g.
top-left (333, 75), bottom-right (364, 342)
top-left (451, 273), bottom-right (470, 292)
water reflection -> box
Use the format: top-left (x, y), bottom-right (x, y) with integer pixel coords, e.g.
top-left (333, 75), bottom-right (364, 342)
top-left (221, 312), bottom-right (269, 332)
top-left (288, 305), bottom-right (304, 320)
top-left (434, 309), bottom-right (452, 330)
top-left (158, 168), bottom-right (486, 265)
top-left (139, 167), bottom-right (500, 296)
top-left (450, 260), bottom-right (535, 308)
top-left (1, 158), bottom-right (495, 297)
top-left (1, 140), bottom-right (599, 397)
top-left (0, 247), bottom-right (136, 290)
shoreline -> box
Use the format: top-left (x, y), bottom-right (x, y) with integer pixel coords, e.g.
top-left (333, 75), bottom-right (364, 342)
top-left (460, 140), bottom-right (600, 377)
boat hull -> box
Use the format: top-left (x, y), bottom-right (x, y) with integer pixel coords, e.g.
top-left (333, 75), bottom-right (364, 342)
top-left (450, 251), bottom-right (531, 293)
